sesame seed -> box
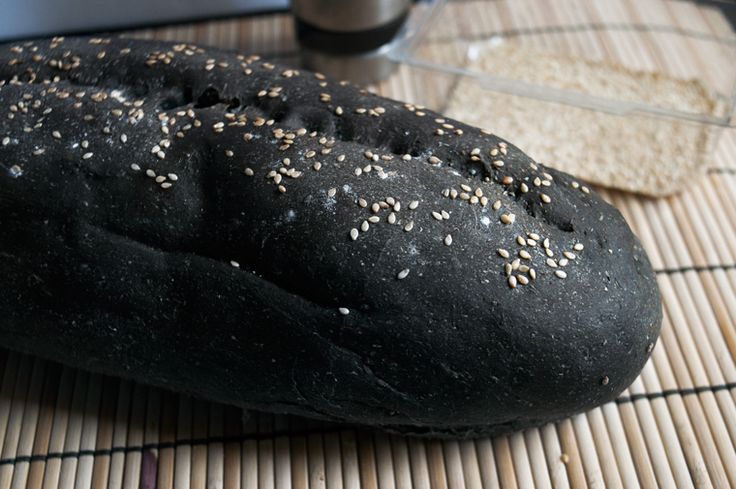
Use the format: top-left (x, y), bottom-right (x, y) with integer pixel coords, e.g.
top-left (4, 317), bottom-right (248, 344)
top-left (146, 169), bottom-right (156, 178)
top-left (527, 239), bottom-right (537, 247)
top-left (230, 260), bottom-right (240, 268)
top-left (404, 221), bottom-right (414, 232)
top-left (558, 258), bottom-right (569, 267)
top-left (519, 265), bottom-right (530, 273)
top-left (358, 198), bottom-right (368, 208)
top-left (511, 259), bottom-right (520, 270)
top-left (508, 275), bottom-right (517, 289)
top-left (349, 228), bottom-right (359, 241)
top-left (492, 160), bottom-right (504, 168)
top-left (278, 185), bottom-right (286, 193)
top-left (492, 200), bottom-right (502, 210)
top-left (361, 220), bottom-right (369, 232)
top-left (543, 238), bottom-right (550, 248)
top-left (368, 216), bottom-right (380, 223)
top-left (52, 130), bottom-right (61, 139)
top-left (130, 163), bottom-right (141, 171)
top-left (601, 376), bottom-right (609, 386)
top-left (519, 250), bottom-right (532, 260)
top-left (470, 148), bottom-right (480, 156)
top-left (160, 182), bottom-right (173, 189)
top-left (517, 275), bottom-right (529, 285)
top-left (498, 249), bottom-right (510, 258)
top-left (371, 203), bottom-right (380, 213)
top-left (428, 156), bottom-right (441, 165)
top-left (520, 183), bottom-right (529, 193)
top-left (502, 176), bottom-right (514, 185)
top-left (402, 154), bottom-right (412, 161)
top-left (505, 263), bottom-right (512, 276)
top-left (555, 270), bottom-right (567, 279)
top-left (335, 106), bottom-right (343, 115)
top-left (546, 258), bottom-right (558, 268)
top-left (397, 269), bottom-right (410, 280)
top-left (546, 248), bottom-right (554, 257)
top-left (394, 202), bottom-right (401, 212)
top-left (582, 186), bottom-right (590, 194)
top-left (2, 137), bottom-right (9, 146)
top-left (573, 243), bottom-right (584, 251)
top-left (157, 150), bottom-right (166, 159)
top-left (409, 200), bottom-right (419, 210)
top-left (540, 193), bottom-right (551, 203)
top-left (244, 167), bottom-right (254, 176)
top-left (225, 150), bottom-right (234, 157)
top-left (155, 176), bottom-right (166, 183)
top-left (563, 251), bottom-right (576, 260)
top-left (354, 168), bottom-right (362, 176)
top-left (388, 212), bottom-right (397, 224)
top-left (529, 269), bottom-right (536, 280)
top-left (273, 174), bottom-right (283, 185)
top-left (313, 162), bottom-right (322, 171)
top-left (517, 236), bottom-right (527, 246)
top-left (432, 211), bottom-right (443, 221)
top-left (120, 134), bottom-right (128, 143)
top-left (529, 233), bottom-right (541, 240)
top-left (500, 213), bottom-right (515, 225)
top-left (328, 187), bottom-right (337, 197)
top-left (444, 234), bottom-right (453, 246)
top-left (168, 173), bottom-right (178, 181)
top-left (338, 307), bottom-right (350, 315)
top-left (82, 152), bottom-right (93, 160)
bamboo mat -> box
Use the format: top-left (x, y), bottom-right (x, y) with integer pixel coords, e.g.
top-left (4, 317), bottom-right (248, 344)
top-left (2, 2), bottom-right (736, 488)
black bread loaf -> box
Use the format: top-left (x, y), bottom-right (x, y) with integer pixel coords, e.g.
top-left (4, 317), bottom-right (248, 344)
top-left (0, 37), bottom-right (661, 437)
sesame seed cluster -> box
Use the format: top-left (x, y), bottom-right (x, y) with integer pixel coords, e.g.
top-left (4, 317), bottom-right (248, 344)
top-left (0, 36), bottom-right (599, 307)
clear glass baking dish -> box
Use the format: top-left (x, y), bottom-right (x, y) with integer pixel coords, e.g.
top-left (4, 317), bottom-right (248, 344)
top-left (386, 0), bottom-right (736, 195)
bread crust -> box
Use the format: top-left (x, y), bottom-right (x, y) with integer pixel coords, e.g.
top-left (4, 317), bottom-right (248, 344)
top-left (0, 37), bottom-right (661, 436)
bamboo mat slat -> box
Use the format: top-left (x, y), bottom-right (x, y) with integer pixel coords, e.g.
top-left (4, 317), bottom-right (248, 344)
top-left (3, 2), bottom-right (736, 488)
